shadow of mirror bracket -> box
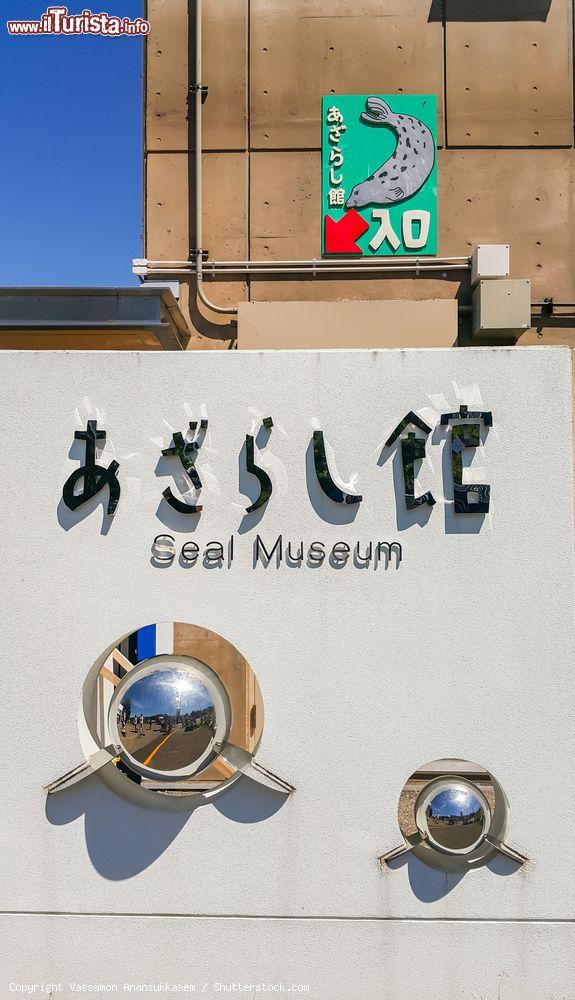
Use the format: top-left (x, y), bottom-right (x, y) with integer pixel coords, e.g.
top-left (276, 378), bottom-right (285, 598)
top-left (217, 742), bottom-right (295, 794)
top-left (485, 836), bottom-right (528, 866)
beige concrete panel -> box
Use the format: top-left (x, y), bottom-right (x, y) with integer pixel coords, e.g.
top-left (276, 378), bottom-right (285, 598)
top-left (247, 274), bottom-right (463, 303)
top-left (445, 0), bottom-right (573, 147)
top-left (251, 0), bottom-right (444, 149)
top-left (250, 150), bottom-right (319, 254)
top-left (146, 149), bottom-right (247, 286)
top-left (146, 152), bottom-right (189, 261)
top-left (439, 149), bottom-right (575, 302)
top-left (190, 151), bottom-right (248, 325)
top-left (202, 152), bottom-right (248, 258)
top-left (238, 299), bottom-right (458, 348)
top-left (203, 0), bottom-right (248, 150)
top-left (249, 150), bottom-right (465, 302)
top-left (145, 0), bottom-right (247, 152)
top-left (146, 0), bottom-right (188, 151)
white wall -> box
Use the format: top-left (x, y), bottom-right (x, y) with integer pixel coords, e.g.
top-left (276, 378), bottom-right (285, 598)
top-left (1, 348), bottom-right (573, 999)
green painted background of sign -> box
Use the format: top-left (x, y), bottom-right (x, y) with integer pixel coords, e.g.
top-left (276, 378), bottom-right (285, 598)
top-left (321, 94), bottom-right (437, 257)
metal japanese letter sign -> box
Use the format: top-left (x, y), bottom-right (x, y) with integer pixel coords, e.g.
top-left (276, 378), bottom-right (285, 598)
top-left (322, 94), bottom-right (438, 257)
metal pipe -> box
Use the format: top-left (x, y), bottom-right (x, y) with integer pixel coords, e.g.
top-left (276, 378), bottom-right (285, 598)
top-left (193, 0), bottom-right (237, 316)
top-left (135, 258), bottom-right (470, 277)
top-left (141, 256), bottom-right (471, 267)
top-left (533, 302), bottom-right (575, 308)
top-left (203, 265), bottom-right (465, 275)
top-left (138, 265), bottom-right (466, 277)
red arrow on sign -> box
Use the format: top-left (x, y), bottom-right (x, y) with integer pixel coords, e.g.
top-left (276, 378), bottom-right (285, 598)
top-left (324, 209), bottom-right (369, 255)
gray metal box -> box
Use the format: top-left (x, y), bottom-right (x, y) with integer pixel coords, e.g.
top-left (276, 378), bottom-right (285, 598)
top-left (472, 279), bottom-right (531, 338)
top-left (471, 244), bottom-right (510, 285)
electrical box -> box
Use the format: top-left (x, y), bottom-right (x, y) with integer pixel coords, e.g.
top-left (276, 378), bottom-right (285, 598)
top-left (471, 245), bottom-right (510, 285)
top-left (472, 279), bottom-right (531, 339)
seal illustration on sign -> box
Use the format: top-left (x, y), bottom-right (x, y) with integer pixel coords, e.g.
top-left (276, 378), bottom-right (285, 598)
top-left (344, 97), bottom-right (435, 209)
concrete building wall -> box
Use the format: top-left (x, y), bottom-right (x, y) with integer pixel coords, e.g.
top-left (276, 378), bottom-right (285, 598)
top-left (1, 348), bottom-right (573, 997)
top-left (144, 0), bottom-right (575, 349)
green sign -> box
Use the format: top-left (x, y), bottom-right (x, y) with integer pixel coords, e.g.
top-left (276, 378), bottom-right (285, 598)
top-left (321, 94), bottom-right (437, 257)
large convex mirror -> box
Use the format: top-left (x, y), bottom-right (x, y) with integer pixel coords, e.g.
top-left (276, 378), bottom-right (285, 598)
top-left (78, 622), bottom-right (266, 804)
top-left (114, 668), bottom-right (217, 773)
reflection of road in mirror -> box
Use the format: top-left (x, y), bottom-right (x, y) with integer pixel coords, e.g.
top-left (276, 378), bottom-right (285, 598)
top-left (116, 668), bottom-right (216, 772)
top-left (426, 786), bottom-right (485, 851)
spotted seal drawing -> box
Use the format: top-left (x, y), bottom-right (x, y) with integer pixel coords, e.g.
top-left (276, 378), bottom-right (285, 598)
top-left (345, 97), bottom-right (435, 209)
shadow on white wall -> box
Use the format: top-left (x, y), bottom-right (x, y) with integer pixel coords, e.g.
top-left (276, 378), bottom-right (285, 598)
top-left (45, 771), bottom-right (288, 880)
top-left (386, 849), bottom-right (522, 903)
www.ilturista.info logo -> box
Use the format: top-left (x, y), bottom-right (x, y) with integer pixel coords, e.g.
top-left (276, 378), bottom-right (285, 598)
top-left (7, 6), bottom-right (150, 35)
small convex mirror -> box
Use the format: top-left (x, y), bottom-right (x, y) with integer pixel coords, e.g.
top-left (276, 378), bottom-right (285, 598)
top-left (380, 757), bottom-right (526, 873)
top-left (416, 778), bottom-right (490, 855)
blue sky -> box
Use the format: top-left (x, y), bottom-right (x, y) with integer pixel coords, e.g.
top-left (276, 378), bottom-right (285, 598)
top-left (428, 788), bottom-right (482, 818)
top-left (121, 671), bottom-right (214, 718)
top-left (0, 0), bottom-right (144, 286)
